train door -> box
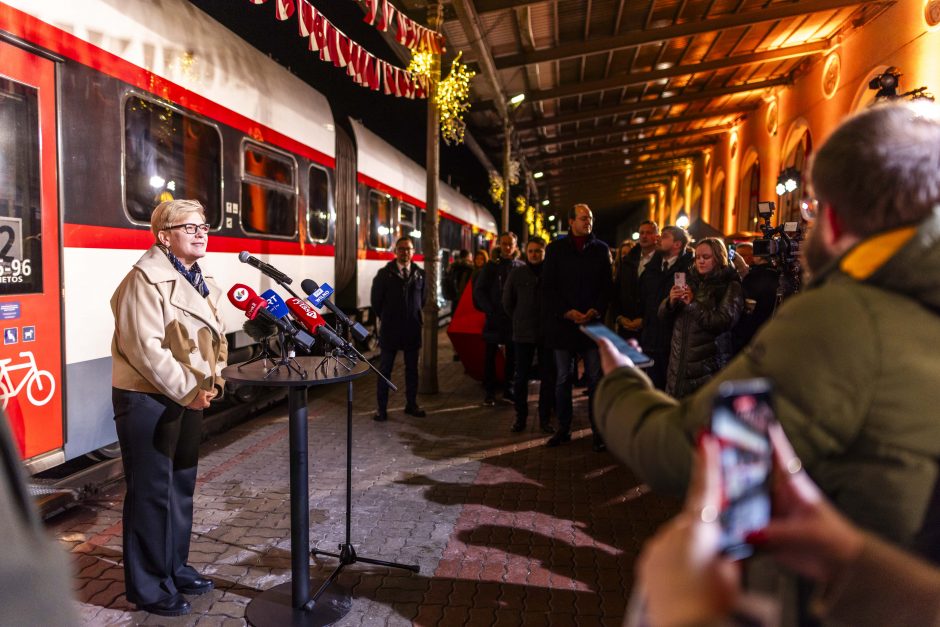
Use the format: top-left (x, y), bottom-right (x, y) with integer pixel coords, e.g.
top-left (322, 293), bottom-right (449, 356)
top-left (0, 41), bottom-right (64, 469)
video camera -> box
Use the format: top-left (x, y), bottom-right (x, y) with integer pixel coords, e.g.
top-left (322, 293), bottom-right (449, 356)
top-left (751, 201), bottom-right (802, 298)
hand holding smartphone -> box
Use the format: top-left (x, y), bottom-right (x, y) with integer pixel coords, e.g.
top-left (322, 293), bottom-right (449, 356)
top-left (711, 379), bottom-right (775, 560)
top-left (580, 322), bottom-right (654, 368)
top-left (674, 272), bottom-right (686, 288)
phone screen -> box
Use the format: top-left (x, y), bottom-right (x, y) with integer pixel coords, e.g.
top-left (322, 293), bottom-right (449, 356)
top-left (580, 322), bottom-right (654, 368)
top-left (674, 272), bottom-right (686, 288)
top-left (711, 379), bottom-right (775, 560)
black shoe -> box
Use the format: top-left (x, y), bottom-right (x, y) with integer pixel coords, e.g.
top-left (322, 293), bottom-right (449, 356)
top-left (483, 396), bottom-right (496, 407)
top-left (545, 432), bottom-right (572, 447)
top-left (404, 405), bottom-right (427, 417)
top-left (178, 577), bottom-right (214, 596)
top-left (139, 594), bottom-right (191, 617)
top-left (373, 412), bottom-right (388, 422)
top-left (510, 420), bottom-right (526, 433)
top-left (539, 422), bottom-right (554, 434)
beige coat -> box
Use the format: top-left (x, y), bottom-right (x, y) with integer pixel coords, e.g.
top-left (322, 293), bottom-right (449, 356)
top-left (111, 245), bottom-right (227, 406)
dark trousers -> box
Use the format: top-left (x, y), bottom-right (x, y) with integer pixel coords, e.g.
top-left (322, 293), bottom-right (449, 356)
top-left (554, 347), bottom-right (602, 436)
top-left (513, 341), bottom-right (554, 425)
top-left (484, 340), bottom-right (515, 397)
top-left (646, 349), bottom-right (669, 391)
top-left (113, 388), bottom-right (202, 606)
top-left (377, 346), bottom-right (419, 415)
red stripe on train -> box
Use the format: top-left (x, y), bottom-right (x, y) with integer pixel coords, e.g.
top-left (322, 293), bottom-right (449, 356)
top-left (0, 5), bottom-right (335, 168)
top-left (62, 223), bottom-right (336, 256)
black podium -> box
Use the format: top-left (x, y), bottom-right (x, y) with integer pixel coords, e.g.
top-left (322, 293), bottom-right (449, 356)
top-left (223, 356), bottom-right (405, 627)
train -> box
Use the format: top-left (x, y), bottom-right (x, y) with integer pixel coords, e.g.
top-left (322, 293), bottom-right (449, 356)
top-left (0, 0), bottom-right (497, 473)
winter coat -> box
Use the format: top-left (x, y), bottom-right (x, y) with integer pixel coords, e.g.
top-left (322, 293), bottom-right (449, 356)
top-left (448, 261), bottom-right (474, 302)
top-left (731, 262), bottom-right (781, 354)
top-left (593, 211), bottom-right (940, 549)
top-left (658, 266), bottom-right (743, 398)
top-left (502, 262), bottom-right (544, 344)
top-left (111, 245), bottom-right (228, 406)
top-left (473, 256), bottom-right (523, 343)
top-left (371, 260), bottom-right (426, 351)
top-left (540, 234), bottom-right (612, 351)
top-left (614, 244), bottom-right (645, 320)
top-left (637, 250), bottom-right (694, 355)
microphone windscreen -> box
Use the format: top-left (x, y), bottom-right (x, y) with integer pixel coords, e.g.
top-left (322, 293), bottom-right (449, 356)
top-left (238, 251), bottom-right (250, 263)
top-left (301, 278), bottom-right (318, 294)
top-left (227, 284), bottom-right (258, 311)
top-left (243, 317), bottom-right (277, 341)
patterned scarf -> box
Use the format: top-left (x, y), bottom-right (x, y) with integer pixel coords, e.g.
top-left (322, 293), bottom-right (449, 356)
top-left (160, 245), bottom-right (209, 298)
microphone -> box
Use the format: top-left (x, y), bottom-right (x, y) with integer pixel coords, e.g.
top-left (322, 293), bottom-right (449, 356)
top-left (227, 284), bottom-right (315, 350)
top-left (238, 251), bottom-right (293, 285)
top-left (286, 297), bottom-right (355, 358)
top-left (300, 278), bottom-right (370, 342)
top-left (242, 317), bottom-right (277, 342)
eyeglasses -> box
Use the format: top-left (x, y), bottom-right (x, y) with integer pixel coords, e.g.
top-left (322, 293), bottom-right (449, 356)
top-left (396, 246), bottom-right (415, 252)
top-left (165, 223), bottom-right (210, 234)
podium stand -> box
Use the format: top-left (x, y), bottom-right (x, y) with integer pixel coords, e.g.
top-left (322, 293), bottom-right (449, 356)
top-left (223, 357), bottom-right (368, 627)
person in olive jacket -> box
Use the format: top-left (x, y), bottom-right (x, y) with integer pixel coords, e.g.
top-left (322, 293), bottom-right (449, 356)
top-left (370, 236), bottom-right (427, 421)
top-left (591, 103), bottom-right (940, 553)
top-left (540, 203), bottom-right (612, 450)
top-left (502, 237), bottom-right (554, 434)
top-left (657, 237), bottom-right (743, 398)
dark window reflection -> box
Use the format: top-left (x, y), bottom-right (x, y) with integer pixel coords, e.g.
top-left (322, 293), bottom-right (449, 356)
top-left (241, 142), bottom-right (297, 237)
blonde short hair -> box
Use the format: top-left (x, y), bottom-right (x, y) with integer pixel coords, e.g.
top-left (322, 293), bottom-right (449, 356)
top-left (150, 199), bottom-right (207, 240)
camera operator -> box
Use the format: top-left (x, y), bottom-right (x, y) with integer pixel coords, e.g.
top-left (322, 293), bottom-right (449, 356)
top-left (592, 101), bottom-right (940, 555)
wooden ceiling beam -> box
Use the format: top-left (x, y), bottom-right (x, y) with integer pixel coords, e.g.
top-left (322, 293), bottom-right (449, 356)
top-left (492, 0), bottom-right (871, 69)
top-left (532, 137), bottom-right (718, 165)
top-left (523, 124), bottom-right (732, 155)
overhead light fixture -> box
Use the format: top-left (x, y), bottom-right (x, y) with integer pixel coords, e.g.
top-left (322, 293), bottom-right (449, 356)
top-left (542, 199), bottom-right (550, 206)
top-left (776, 167), bottom-right (801, 196)
top-left (533, 171), bottom-right (544, 179)
top-left (509, 93), bottom-right (526, 105)
top-left (548, 215), bottom-right (556, 221)
top-left (676, 211), bottom-right (690, 229)
top-left (632, 231), bottom-right (640, 240)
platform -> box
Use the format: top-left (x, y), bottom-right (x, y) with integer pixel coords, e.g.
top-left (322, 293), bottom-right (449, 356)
top-left (50, 329), bottom-right (679, 626)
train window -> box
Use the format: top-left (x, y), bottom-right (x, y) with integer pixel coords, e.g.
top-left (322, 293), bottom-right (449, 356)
top-left (0, 78), bottom-right (43, 295)
top-left (461, 225), bottom-right (472, 251)
top-left (241, 141), bottom-right (297, 237)
top-left (124, 95), bottom-right (222, 226)
top-left (398, 202), bottom-right (422, 253)
top-left (368, 191), bottom-right (393, 249)
top-left (308, 165), bottom-right (331, 242)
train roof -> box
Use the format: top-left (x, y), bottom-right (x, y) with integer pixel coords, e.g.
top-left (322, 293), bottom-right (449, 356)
top-left (6, 0), bottom-right (336, 159)
top-left (351, 119), bottom-right (496, 232)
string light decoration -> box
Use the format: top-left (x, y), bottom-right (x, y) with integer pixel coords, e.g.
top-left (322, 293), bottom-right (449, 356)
top-left (407, 50), bottom-right (433, 78)
top-left (515, 195), bottom-right (527, 214)
top-left (489, 171), bottom-right (504, 205)
top-left (437, 52), bottom-right (475, 145)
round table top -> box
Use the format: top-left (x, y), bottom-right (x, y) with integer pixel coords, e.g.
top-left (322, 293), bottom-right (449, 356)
top-left (222, 355), bottom-right (370, 387)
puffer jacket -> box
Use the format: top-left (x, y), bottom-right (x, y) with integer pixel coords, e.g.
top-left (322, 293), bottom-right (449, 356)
top-left (111, 245), bottom-right (228, 407)
top-left (473, 255), bottom-right (523, 343)
top-left (593, 208), bottom-right (940, 549)
top-left (658, 266), bottom-right (743, 397)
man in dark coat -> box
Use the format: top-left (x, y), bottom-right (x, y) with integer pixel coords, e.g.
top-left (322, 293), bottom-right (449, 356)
top-left (615, 220), bottom-right (659, 338)
top-left (731, 256), bottom-right (781, 354)
top-left (540, 203), bottom-right (612, 450)
top-left (502, 236), bottom-right (554, 434)
top-left (473, 232), bottom-right (524, 405)
top-left (636, 225), bottom-right (694, 390)
top-left (370, 236), bottom-right (427, 421)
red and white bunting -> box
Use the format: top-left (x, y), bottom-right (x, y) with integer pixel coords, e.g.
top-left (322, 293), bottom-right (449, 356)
top-left (298, 0), bottom-right (314, 36)
top-left (275, 0), bottom-right (295, 20)
top-left (364, 0), bottom-right (378, 25)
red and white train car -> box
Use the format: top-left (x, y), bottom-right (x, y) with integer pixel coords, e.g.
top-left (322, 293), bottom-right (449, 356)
top-left (0, 0), bottom-right (496, 473)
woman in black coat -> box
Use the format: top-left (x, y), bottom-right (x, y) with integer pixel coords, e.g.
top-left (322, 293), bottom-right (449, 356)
top-left (658, 237), bottom-right (743, 398)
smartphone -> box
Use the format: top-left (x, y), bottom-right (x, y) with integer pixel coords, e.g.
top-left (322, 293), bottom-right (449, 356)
top-left (674, 272), bottom-right (686, 288)
top-left (711, 378), bottom-right (775, 560)
top-left (580, 322), bottom-right (654, 368)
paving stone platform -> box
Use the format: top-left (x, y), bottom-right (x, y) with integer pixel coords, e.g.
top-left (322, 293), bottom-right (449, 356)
top-left (50, 331), bottom-right (680, 626)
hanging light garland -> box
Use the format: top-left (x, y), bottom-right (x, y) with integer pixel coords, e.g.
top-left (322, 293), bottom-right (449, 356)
top-left (489, 171), bottom-right (505, 205)
top-left (515, 195), bottom-right (527, 215)
top-left (411, 50), bottom-right (475, 146)
top-left (437, 52), bottom-right (475, 145)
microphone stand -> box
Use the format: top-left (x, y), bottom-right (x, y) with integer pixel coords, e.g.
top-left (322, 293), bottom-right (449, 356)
top-left (273, 278), bottom-right (398, 392)
top-left (263, 331), bottom-right (307, 380)
top-left (238, 334), bottom-right (278, 370)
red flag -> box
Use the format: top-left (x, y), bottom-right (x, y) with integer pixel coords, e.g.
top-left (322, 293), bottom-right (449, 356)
top-left (363, 0), bottom-right (378, 25)
top-left (336, 30), bottom-right (351, 68)
top-left (275, 0), bottom-right (294, 20)
top-left (326, 24), bottom-right (341, 66)
top-left (382, 61), bottom-right (394, 95)
top-left (378, 1), bottom-right (390, 32)
top-left (397, 68), bottom-right (411, 98)
top-left (394, 10), bottom-right (406, 47)
top-left (298, 0), bottom-right (314, 36)
top-left (368, 55), bottom-right (381, 91)
top-left (316, 14), bottom-right (331, 62)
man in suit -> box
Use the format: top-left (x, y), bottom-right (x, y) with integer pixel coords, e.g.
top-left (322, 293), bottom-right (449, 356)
top-left (371, 236), bottom-right (427, 421)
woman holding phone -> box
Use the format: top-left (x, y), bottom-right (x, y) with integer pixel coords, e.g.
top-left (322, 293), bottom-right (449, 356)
top-left (657, 238), bottom-right (742, 398)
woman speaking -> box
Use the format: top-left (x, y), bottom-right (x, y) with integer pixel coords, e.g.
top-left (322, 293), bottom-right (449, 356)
top-left (111, 199), bottom-right (227, 617)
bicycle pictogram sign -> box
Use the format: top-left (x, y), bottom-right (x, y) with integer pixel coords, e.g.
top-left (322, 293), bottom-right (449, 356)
top-left (0, 350), bottom-right (56, 409)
